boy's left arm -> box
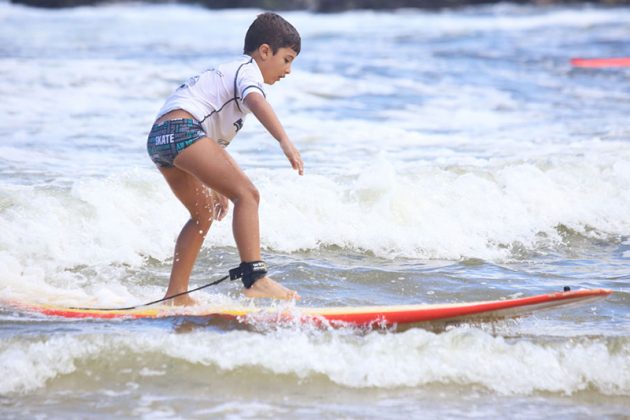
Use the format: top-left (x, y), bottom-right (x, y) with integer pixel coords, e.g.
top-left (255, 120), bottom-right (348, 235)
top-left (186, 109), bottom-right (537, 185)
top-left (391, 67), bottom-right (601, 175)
top-left (244, 92), bottom-right (304, 176)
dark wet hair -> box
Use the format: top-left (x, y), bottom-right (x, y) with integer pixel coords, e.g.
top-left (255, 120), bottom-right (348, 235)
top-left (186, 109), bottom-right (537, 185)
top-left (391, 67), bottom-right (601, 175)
top-left (243, 12), bottom-right (301, 56)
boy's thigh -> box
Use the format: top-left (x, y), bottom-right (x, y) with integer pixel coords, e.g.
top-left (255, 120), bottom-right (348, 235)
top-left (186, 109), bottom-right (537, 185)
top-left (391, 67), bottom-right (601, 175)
top-left (173, 137), bottom-right (255, 200)
top-left (159, 165), bottom-right (214, 218)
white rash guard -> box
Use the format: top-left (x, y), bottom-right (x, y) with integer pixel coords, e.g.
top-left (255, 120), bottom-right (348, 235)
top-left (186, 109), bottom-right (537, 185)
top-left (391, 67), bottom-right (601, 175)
top-left (156, 55), bottom-right (266, 147)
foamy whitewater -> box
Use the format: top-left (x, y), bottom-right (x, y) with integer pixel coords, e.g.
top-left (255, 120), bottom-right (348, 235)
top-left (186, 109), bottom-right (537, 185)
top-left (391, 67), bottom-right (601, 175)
top-left (0, 1), bottom-right (629, 418)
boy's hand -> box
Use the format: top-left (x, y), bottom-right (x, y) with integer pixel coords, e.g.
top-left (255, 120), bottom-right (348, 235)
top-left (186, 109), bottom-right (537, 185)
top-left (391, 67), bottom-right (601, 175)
top-left (280, 139), bottom-right (304, 176)
top-left (211, 190), bottom-right (229, 221)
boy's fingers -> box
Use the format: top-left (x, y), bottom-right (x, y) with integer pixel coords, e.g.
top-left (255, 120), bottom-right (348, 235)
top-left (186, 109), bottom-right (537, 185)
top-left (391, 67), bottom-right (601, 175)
top-left (283, 144), bottom-right (303, 175)
top-left (292, 156), bottom-right (303, 175)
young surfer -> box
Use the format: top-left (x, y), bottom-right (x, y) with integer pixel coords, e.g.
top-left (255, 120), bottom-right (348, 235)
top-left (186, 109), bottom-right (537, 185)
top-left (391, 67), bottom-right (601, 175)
top-left (147, 12), bottom-right (303, 305)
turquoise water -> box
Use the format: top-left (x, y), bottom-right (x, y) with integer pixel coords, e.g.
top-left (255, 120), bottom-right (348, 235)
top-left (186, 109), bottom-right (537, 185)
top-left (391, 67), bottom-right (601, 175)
top-left (0, 2), bottom-right (629, 418)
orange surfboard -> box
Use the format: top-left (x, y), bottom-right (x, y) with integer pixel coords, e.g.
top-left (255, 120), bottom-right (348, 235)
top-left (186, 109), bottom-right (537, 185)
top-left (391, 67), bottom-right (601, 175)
top-left (9, 288), bottom-right (612, 328)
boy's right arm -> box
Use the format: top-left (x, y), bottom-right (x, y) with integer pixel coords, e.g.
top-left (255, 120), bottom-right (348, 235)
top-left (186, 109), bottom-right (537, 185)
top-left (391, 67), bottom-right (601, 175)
top-left (244, 92), bottom-right (304, 176)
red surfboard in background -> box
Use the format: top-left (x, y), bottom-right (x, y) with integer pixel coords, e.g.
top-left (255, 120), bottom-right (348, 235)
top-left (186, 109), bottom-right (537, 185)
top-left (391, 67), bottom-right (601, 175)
top-left (571, 57), bottom-right (630, 68)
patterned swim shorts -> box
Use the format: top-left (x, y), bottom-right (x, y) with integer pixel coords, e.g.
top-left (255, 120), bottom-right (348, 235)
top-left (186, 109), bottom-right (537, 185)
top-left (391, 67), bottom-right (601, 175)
top-left (147, 118), bottom-right (206, 168)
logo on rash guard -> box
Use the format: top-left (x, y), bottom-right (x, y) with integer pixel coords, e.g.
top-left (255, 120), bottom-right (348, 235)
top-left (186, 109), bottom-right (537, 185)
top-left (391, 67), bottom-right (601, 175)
top-left (233, 119), bottom-right (243, 133)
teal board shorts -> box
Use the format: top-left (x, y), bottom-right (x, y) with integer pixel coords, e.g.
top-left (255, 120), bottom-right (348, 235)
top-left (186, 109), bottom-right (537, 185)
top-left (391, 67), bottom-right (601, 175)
top-left (147, 118), bottom-right (206, 168)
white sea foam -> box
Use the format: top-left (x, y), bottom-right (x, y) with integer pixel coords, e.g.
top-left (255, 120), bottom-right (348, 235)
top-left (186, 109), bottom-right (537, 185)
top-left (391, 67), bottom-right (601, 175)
top-left (0, 328), bottom-right (628, 396)
top-left (0, 334), bottom-right (104, 395)
top-left (184, 149), bottom-right (630, 260)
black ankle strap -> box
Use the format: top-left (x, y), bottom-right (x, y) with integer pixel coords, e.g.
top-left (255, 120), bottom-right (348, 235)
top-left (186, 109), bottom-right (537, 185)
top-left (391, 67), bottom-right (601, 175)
top-left (229, 261), bottom-right (268, 289)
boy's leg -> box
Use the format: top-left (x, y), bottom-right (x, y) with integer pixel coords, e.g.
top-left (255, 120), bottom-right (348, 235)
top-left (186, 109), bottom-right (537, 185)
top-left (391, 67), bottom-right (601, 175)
top-left (159, 166), bottom-right (215, 305)
top-left (173, 137), bottom-right (298, 300)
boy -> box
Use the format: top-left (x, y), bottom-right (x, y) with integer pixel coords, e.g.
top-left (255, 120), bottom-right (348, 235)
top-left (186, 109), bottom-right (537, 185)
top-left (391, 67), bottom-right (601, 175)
top-left (147, 12), bottom-right (302, 305)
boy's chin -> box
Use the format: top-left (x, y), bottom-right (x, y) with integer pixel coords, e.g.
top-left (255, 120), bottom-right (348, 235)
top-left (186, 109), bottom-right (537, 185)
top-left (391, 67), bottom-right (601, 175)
top-left (266, 76), bottom-right (284, 85)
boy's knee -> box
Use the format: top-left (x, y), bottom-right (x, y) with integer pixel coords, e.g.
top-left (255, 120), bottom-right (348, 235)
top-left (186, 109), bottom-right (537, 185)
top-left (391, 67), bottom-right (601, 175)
top-left (249, 185), bottom-right (260, 205)
top-left (234, 184), bottom-right (260, 206)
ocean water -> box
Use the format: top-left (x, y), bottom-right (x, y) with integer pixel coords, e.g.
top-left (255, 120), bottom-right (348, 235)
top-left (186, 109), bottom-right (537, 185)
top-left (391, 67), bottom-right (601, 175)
top-left (1, 1), bottom-right (629, 418)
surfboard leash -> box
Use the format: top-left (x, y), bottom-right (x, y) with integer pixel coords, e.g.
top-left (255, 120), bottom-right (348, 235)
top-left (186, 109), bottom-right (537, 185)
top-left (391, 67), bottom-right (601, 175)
top-left (68, 274), bottom-right (230, 311)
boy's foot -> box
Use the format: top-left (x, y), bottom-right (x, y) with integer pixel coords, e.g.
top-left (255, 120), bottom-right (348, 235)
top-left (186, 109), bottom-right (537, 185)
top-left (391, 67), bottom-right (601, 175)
top-left (164, 294), bottom-right (197, 307)
top-left (243, 276), bottom-right (300, 300)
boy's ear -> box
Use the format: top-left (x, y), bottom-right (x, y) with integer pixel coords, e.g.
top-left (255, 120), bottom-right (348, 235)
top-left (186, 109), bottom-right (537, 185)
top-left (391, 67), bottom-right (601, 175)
top-left (258, 43), bottom-right (272, 59)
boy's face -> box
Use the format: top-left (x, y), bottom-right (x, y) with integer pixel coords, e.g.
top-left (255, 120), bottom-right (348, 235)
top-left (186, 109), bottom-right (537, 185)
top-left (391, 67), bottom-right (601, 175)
top-left (256, 45), bottom-right (297, 85)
